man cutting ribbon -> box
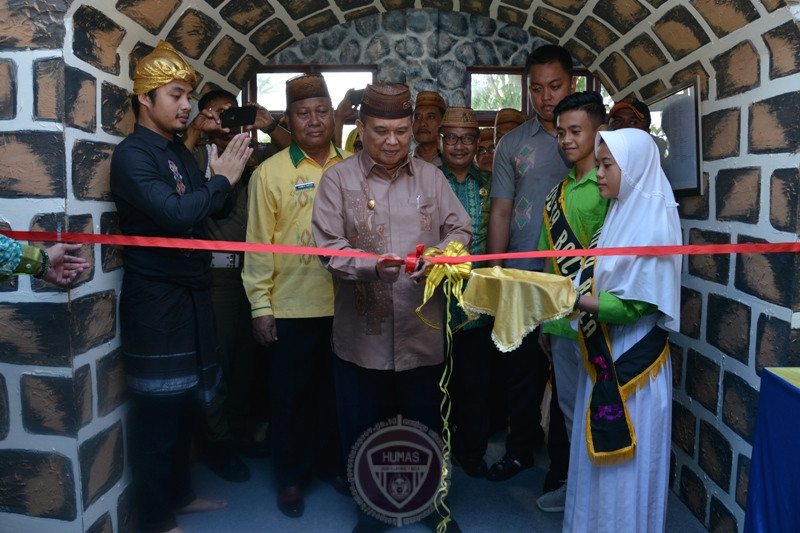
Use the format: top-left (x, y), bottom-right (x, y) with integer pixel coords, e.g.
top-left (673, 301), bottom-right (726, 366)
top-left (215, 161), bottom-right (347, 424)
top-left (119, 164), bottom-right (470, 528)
top-left (312, 82), bottom-right (472, 533)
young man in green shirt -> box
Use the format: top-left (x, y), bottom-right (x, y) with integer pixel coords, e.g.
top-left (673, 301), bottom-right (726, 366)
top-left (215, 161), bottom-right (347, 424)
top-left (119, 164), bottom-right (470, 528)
top-left (536, 91), bottom-right (609, 512)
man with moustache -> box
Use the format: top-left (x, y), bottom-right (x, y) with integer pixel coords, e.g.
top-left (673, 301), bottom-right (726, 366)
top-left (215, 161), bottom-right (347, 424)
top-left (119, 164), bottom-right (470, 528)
top-left (312, 83), bottom-right (471, 533)
top-left (412, 90), bottom-right (447, 166)
top-left (242, 74), bottom-right (348, 519)
top-left (438, 107), bottom-right (496, 478)
top-left (486, 44), bottom-right (575, 491)
top-left (111, 41), bottom-right (252, 533)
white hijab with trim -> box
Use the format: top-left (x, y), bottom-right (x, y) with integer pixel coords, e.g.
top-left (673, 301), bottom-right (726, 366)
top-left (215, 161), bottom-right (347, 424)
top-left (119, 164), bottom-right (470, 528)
top-left (594, 129), bottom-right (682, 332)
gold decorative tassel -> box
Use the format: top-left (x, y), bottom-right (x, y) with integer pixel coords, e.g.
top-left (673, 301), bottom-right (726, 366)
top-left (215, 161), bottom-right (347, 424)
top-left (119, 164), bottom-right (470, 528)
top-left (411, 241), bottom-right (471, 533)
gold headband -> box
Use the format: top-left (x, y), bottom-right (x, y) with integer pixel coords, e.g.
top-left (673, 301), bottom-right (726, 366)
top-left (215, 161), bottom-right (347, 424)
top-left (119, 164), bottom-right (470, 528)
top-left (132, 41), bottom-right (197, 95)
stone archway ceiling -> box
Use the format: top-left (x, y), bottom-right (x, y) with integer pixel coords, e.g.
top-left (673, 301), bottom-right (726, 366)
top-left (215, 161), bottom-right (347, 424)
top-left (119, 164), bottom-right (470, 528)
top-left (73, 0), bottom-right (799, 101)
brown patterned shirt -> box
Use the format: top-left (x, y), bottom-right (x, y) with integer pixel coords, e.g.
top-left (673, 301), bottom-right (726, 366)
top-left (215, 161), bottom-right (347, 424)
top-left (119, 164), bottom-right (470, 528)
top-left (312, 151), bottom-right (472, 371)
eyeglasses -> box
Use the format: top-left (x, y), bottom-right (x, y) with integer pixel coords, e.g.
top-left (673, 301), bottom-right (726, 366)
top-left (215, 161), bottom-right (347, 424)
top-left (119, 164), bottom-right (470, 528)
top-left (477, 145), bottom-right (495, 155)
top-left (440, 133), bottom-right (477, 146)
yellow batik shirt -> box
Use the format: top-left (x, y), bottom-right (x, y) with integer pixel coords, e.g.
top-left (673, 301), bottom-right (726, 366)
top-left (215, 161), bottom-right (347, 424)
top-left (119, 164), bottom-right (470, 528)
top-left (243, 141), bottom-right (349, 319)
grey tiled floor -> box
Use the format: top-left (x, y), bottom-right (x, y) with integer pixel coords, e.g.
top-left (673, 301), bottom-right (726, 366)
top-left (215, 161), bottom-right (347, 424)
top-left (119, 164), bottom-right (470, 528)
top-left (179, 434), bottom-right (707, 533)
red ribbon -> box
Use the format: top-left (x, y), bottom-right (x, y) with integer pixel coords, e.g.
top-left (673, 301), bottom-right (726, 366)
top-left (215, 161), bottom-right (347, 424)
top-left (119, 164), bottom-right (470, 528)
top-left (4, 230), bottom-right (800, 262)
top-left (405, 243), bottom-right (425, 273)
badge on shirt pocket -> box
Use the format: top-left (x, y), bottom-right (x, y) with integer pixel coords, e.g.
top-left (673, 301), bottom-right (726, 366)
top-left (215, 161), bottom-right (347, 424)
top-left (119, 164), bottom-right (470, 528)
top-left (294, 179), bottom-right (315, 207)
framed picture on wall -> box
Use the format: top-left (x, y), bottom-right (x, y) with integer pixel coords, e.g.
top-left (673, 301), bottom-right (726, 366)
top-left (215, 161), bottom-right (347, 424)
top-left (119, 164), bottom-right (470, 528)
top-left (646, 77), bottom-right (703, 197)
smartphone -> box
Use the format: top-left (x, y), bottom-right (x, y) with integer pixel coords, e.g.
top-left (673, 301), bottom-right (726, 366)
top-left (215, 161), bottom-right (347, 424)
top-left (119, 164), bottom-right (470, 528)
top-left (350, 89), bottom-right (365, 106)
top-left (220, 105), bottom-right (257, 128)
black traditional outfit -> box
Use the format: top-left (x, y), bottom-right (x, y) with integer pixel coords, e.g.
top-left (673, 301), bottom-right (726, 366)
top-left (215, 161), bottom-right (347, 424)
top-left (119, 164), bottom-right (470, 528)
top-left (110, 41), bottom-right (233, 532)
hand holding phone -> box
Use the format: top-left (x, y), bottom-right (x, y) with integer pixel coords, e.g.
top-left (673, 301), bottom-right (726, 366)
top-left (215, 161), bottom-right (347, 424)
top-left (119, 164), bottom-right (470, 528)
top-left (220, 105), bottom-right (258, 129)
top-left (350, 89), bottom-right (365, 106)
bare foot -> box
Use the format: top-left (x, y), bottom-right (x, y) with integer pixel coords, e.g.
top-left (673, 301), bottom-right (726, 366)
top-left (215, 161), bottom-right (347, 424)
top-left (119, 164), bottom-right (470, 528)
top-left (175, 497), bottom-right (228, 515)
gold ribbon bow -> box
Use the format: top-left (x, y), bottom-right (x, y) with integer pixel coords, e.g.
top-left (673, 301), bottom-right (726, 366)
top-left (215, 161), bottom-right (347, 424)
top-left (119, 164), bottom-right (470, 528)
top-left (413, 240), bottom-right (471, 533)
top-left (415, 240), bottom-right (472, 329)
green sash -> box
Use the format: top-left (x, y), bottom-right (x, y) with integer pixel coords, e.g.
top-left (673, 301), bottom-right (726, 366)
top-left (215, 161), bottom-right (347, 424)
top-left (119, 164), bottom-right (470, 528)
top-left (576, 230), bottom-right (670, 466)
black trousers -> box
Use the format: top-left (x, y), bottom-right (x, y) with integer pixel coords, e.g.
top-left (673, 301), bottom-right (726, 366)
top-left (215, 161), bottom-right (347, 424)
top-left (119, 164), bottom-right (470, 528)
top-left (203, 268), bottom-right (258, 442)
top-left (333, 356), bottom-right (445, 463)
top-left (488, 345), bottom-right (509, 435)
top-left (546, 365), bottom-right (570, 487)
top-left (504, 329), bottom-right (549, 457)
top-left (450, 325), bottom-right (494, 465)
top-left (269, 316), bottom-right (343, 488)
top-left (129, 390), bottom-right (197, 533)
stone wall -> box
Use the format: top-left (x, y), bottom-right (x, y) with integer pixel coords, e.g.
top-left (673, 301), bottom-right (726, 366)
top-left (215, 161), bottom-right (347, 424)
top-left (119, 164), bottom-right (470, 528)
top-left (1, 1), bottom-right (799, 532)
top-left (0, 1), bottom-right (135, 531)
top-left (270, 9), bottom-right (547, 107)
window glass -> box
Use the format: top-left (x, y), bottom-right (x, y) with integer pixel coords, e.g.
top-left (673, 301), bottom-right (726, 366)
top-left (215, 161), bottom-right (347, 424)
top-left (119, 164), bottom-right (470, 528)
top-left (467, 68), bottom-right (611, 126)
top-left (254, 70), bottom-right (373, 114)
top-left (255, 72), bottom-right (303, 110)
top-left (342, 124), bottom-right (358, 146)
top-left (575, 75), bottom-right (614, 109)
top-left (470, 72), bottom-right (523, 111)
top-left (251, 68), bottom-right (374, 143)
top-left (316, 71), bottom-right (373, 113)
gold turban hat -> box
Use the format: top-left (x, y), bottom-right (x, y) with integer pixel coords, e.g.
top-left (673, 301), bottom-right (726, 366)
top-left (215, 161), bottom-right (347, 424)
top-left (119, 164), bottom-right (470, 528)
top-left (133, 40), bottom-right (197, 95)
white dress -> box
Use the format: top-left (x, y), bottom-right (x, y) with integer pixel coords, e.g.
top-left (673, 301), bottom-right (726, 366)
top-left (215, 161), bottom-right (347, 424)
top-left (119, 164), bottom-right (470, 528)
top-left (562, 128), bottom-right (681, 533)
top-left (562, 313), bottom-right (672, 533)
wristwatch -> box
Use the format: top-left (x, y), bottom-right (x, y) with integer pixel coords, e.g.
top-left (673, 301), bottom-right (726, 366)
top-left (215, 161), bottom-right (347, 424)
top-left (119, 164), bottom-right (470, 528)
top-left (262, 118), bottom-right (279, 135)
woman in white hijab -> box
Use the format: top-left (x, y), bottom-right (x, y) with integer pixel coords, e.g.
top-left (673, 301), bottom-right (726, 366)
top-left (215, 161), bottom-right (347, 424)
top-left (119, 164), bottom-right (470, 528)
top-left (563, 128), bottom-right (682, 533)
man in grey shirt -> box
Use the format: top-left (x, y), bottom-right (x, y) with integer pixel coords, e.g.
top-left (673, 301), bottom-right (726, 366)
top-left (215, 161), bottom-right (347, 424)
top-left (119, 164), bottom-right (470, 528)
top-left (485, 45), bottom-right (575, 503)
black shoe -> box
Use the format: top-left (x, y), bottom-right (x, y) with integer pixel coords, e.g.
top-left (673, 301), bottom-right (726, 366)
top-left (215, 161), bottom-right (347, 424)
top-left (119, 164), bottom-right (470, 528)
top-left (486, 453), bottom-right (533, 482)
top-left (277, 485), bottom-right (304, 518)
top-left (201, 443), bottom-right (250, 482)
top-left (452, 456), bottom-right (488, 478)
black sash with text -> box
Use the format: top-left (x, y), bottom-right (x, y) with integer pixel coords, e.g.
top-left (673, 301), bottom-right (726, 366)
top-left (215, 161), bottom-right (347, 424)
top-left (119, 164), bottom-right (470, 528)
top-left (543, 180), bottom-right (584, 280)
top-left (576, 230), bottom-right (670, 466)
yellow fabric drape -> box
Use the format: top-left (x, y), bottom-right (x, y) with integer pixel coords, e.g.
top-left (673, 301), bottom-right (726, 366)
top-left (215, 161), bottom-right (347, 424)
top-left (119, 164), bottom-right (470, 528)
top-left (462, 267), bottom-right (577, 352)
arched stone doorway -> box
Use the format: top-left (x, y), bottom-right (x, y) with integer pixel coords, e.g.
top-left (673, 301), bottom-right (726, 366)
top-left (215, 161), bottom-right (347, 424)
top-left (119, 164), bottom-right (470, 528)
top-left (0, 1), bottom-right (798, 531)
